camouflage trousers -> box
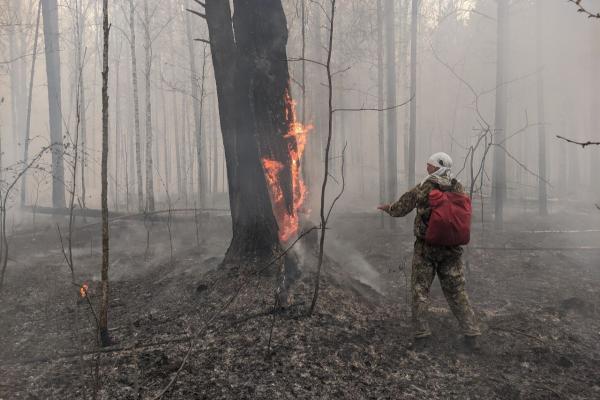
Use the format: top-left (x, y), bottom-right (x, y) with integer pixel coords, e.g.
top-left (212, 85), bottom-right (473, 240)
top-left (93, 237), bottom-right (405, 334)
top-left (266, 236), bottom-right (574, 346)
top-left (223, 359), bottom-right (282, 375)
top-left (411, 239), bottom-right (481, 338)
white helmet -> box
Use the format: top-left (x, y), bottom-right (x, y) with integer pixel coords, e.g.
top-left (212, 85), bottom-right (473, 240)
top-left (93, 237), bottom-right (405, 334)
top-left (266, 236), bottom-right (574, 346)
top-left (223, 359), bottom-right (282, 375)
top-left (427, 152), bottom-right (453, 170)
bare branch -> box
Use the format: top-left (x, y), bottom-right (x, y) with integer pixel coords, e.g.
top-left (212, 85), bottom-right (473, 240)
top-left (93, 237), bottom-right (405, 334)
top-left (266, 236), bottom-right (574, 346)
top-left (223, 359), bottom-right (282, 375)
top-left (332, 95), bottom-right (413, 113)
top-left (194, 38), bottom-right (211, 45)
top-left (567, 0), bottom-right (600, 19)
top-left (556, 135), bottom-right (600, 148)
top-left (186, 8), bottom-right (206, 19)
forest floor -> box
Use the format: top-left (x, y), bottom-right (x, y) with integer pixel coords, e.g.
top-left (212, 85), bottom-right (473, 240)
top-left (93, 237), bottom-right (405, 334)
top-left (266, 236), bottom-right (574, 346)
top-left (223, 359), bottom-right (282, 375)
top-left (0, 202), bottom-right (599, 399)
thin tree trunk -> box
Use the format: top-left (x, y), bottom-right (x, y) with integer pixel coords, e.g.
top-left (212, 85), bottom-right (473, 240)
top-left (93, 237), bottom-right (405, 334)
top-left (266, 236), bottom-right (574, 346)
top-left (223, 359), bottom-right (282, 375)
top-left (20, 0), bottom-right (42, 207)
top-left (41, 0), bottom-right (66, 208)
top-left (129, 0), bottom-right (144, 212)
top-left (385, 0), bottom-right (398, 229)
top-left (212, 99), bottom-right (219, 195)
top-left (143, 0), bottom-right (155, 212)
top-left (377, 0), bottom-right (385, 228)
top-left (160, 60), bottom-right (170, 193)
top-left (408, 0), bottom-right (418, 188)
top-left (180, 94), bottom-right (189, 204)
top-left (174, 92), bottom-right (182, 199)
top-left (185, 11), bottom-right (206, 206)
top-left (536, 0), bottom-right (547, 215)
top-left (77, 0), bottom-right (88, 213)
top-left (99, 0), bottom-right (111, 347)
top-left (114, 44), bottom-right (121, 211)
top-left (493, 0), bottom-right (508, 229)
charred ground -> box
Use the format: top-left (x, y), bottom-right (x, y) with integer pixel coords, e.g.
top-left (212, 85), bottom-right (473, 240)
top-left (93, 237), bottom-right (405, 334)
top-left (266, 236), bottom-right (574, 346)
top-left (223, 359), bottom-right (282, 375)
top-left (0, 205), bottom-right (599, 399)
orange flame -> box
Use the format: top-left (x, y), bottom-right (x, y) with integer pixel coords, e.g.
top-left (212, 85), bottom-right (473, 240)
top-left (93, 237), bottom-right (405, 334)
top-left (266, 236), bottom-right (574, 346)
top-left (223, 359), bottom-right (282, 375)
top-left (79, 283), bottom-right (89, 298)
top-left (262, 92), bottom-right (312, 243)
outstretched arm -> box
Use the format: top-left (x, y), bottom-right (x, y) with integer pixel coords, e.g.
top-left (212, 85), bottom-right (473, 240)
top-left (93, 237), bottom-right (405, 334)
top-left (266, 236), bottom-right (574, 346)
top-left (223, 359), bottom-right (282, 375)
top-left (378, 186), bottom-right (419, 217)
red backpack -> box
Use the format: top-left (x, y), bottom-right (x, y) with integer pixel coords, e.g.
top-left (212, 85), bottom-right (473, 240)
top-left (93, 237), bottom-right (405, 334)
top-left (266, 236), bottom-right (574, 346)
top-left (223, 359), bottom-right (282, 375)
top-left (425, 189), bottom-right (472, 246)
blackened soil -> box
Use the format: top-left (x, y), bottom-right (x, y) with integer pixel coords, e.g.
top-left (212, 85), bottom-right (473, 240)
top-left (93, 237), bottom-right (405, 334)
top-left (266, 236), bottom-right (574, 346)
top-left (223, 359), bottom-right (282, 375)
top-left (0, 208), bottom-right (599, 399)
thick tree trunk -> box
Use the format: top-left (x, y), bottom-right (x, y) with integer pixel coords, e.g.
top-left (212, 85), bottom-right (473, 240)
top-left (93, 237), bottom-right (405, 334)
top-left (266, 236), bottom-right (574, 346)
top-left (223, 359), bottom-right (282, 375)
top-left (41, 0), bottom-right (66, 208)
top-left (493, 0), bottom-right (508, 229)
top-left (204, 0), bottom-right (294, 265)
top-left (536, 0), bottom-right (547, 215)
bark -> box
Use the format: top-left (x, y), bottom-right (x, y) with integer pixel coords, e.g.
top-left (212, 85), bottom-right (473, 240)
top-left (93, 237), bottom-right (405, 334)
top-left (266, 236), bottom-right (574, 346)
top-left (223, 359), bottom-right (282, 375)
top-left (493, 0), bottom-right (508, 229)
top-left (99, 0), bottom-right (111, 347)
top-left (160, 60), bottom-right (170, 193)
top-left (377, 0), bottom-right (385, 228)
top-left (114, 44), bottom-right (121, 211)
top-left (77, 0), bottom-right (88, 213)
top-left (41, 0), bottom-right (66, 208)
top-left (174, 92), bottom-right (183, 199)
top-left (20, 0), bottom-right (42, 207)
top-left (536, 0), bottom-right (547, 215)
top-left (385, 0), bottom-right (398, 207)
top-left (590, 15), bottom-right (600, 195)
top-left (185, 10), bottom-right (206, 206)
top-left (408, 0), bottom-right (418, 188)
top-left (129, 0), bottom-right (144, 212)
top-left (204, 0), bottom-right (294, 265)
top-left (212, 101), bottom-right (219, 194)
top-left (143, 0), bottom-right (155, 212)
top-left (180, 94), bottom-right (189, 203)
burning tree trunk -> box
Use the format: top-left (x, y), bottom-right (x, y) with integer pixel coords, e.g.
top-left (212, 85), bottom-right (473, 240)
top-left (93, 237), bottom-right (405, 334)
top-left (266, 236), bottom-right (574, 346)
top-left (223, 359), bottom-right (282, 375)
top-left (200, 0), bottom-right (304, 265)
top-left (99, 0), bottom-right (111, 347)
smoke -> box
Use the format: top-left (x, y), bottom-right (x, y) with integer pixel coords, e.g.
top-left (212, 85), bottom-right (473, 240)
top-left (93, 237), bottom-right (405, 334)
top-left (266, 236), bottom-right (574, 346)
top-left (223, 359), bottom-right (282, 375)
top-left (324, 236), bottom-right (384, 294)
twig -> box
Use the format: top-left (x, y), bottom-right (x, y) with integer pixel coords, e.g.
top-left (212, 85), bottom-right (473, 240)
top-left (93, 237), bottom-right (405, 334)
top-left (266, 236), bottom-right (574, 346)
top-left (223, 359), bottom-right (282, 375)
top-left (568, 0), bottom-right (600, 19)
top-left (332, 95), bottom-right (413, 113)
top-left (556, 135), bottom-right (600, 148)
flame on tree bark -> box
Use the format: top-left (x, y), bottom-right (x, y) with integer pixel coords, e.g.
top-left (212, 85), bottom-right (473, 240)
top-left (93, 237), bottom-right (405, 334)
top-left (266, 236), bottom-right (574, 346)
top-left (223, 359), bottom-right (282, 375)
top-left (201, 0), bottom-right (298, 264)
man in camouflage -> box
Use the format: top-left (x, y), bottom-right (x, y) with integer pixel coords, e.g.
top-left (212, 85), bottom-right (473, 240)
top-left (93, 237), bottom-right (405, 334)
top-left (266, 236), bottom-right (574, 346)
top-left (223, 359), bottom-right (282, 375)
top-left (378, 152), bottom-right (481, 350)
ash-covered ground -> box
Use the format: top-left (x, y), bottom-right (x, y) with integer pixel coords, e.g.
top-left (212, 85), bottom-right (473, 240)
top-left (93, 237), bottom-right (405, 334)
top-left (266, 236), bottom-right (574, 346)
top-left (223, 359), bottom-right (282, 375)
top-left (1, 203), bottom-right (599, 399)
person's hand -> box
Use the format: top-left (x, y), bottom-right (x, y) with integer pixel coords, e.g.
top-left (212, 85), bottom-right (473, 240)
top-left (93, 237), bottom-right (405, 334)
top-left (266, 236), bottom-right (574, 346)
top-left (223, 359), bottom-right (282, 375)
top-left (377, 204), bottom-right (390, 213)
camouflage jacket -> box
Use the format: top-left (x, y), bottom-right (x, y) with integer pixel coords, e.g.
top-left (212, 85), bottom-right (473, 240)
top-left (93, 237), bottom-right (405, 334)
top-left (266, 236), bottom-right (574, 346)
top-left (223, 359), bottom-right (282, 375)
top-left (388, 175), bottom-right (466, 241)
